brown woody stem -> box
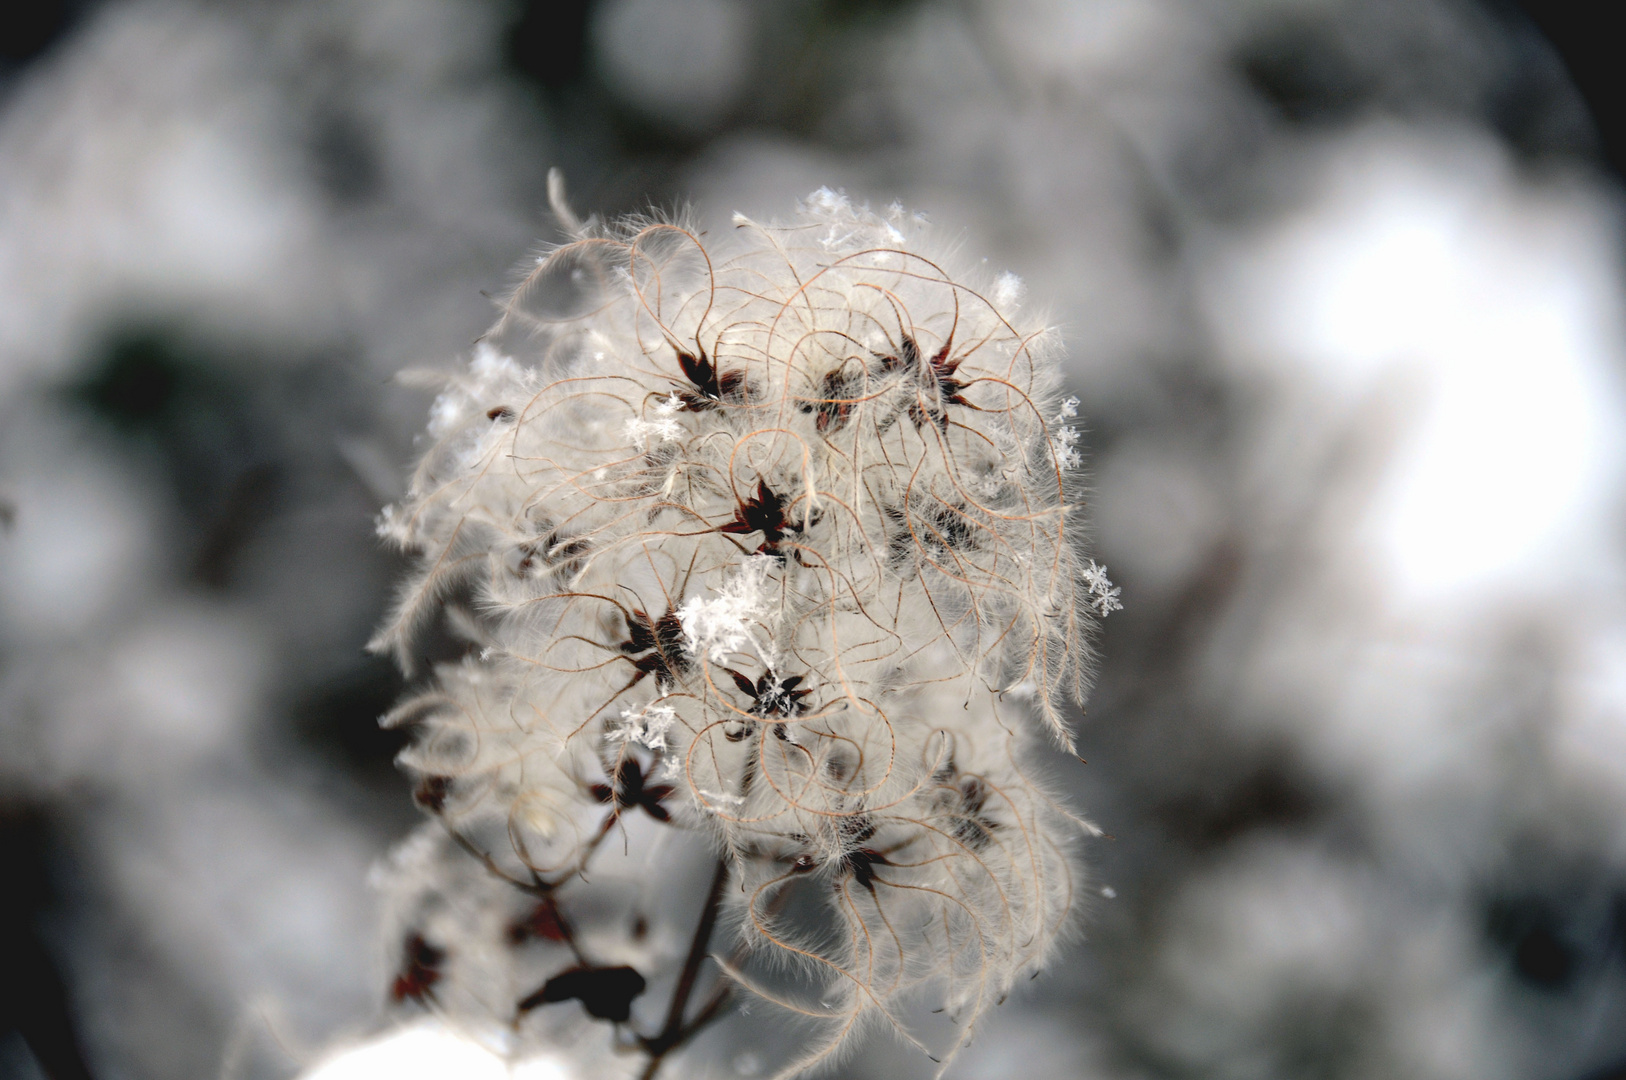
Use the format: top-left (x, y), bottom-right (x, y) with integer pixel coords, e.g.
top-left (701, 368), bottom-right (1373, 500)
top-left (638, 855), bottom-right (732, 1079)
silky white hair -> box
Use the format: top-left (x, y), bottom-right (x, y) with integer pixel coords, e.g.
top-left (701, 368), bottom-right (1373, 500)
top-left (371, 186), bottom-right (1107, 1077)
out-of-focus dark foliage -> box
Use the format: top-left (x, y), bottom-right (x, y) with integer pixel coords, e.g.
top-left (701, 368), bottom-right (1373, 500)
top-left (0, 0), bottom-right (93, 69)
top-left (507, 0), bottom-right (594, 91)
top-left (0, 803), bottom-right (93, 1080)
top-left (1505, 1), bottom-right (1626, 175)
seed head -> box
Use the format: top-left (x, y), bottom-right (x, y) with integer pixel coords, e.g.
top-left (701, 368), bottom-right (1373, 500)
top-left (371, 188), bottom-right (1111, 1076)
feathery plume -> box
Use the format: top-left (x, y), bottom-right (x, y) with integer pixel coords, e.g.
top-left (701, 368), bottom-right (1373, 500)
top-left (370, 186), bottom-right (1111, 1077)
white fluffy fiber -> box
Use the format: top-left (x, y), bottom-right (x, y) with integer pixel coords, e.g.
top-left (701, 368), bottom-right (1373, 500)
top-left (371, 189), bottom-right (1104, 1076)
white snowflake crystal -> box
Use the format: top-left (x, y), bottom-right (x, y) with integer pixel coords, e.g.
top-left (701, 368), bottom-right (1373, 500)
top-left (1050, 405), bottom-right (1084, 471)
top-left (426, 392), bottom-right (464, 438)
top-left (607, 702), bottom-right (679, 751)
top-left (991, 270), bottom-right (1026, 309)
top-left (677, 555), bottom-right (775, 663)
top-left (638, 703), bottom-right (677, 750)
top-left (1082, 559), bottom-right (1123, 616)
top-left (625, 414), bottom-right (683, 449)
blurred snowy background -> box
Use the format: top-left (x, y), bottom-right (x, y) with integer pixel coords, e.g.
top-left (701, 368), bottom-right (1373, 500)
top-left (3, 1), bottom-right (1626, 1078)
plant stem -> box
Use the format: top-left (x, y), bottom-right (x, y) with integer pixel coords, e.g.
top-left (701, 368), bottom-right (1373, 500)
top-left (639, 855), bottom-right (732, 1079)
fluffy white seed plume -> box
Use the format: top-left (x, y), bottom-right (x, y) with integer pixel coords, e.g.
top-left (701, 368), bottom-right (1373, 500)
top-left (369, 187), bottom-right (1110, 1077)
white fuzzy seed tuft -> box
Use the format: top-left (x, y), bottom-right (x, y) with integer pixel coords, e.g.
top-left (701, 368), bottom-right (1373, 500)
top-left (369, 191), bottom-right (1111, 1078)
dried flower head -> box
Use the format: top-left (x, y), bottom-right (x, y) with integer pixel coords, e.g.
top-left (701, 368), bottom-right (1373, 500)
top-left (370, 184), bottom-right (1112, 1077)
